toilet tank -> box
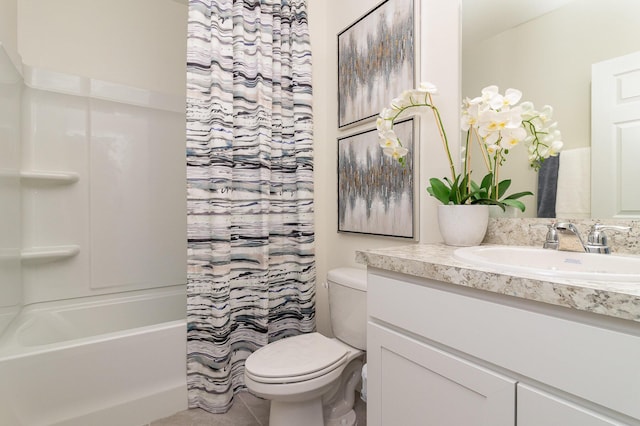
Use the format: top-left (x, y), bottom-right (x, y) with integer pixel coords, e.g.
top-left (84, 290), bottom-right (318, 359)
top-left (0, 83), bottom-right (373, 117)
top-left (327, 267), bottom-right (367, 350)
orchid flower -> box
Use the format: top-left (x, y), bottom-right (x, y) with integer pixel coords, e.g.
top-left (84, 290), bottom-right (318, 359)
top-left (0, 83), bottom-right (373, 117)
top-left (376, 82), bottom-right (562, 211)
top-left (383, 146), bottom-right (408, 160)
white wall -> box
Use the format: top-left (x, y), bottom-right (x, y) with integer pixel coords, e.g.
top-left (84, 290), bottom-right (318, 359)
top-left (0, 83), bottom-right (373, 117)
top-left (463, 0), bottom-right (640, 216)
top-left (18, 0), bottom-right (187, 97)
top-left (309, 0), bottom-right (461, 335)
top-left (0, 0), bottom-right (19, 68)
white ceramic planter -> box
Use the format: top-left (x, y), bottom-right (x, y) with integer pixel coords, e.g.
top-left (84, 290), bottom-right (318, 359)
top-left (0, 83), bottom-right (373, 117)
top-left (437, 204), bottom-right (489, 246)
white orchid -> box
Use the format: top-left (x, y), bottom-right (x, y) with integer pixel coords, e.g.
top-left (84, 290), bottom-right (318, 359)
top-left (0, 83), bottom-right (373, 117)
top-left (375, 81), bottom-right (448, 164)
top-left (460, 101), bottom-right (479, 131)
top-left (391, 90), bottom-right (413, 110)
top-left (487, 88), bottom-right (522, 110)
top-left (538, 105), bottom-right (554, 123)
top-left (378, 130), bottom-right (400, 149)
top-left (383, 145), bottom-right (409, 160)
top-left (467, 85), bottom-right (499, 105)
top-left (376, 81), bottom-right (458, 196)
top-left (375, 116), bottom-right (393, 133)
top-left (379, 107), bottom-right (395, 120)
top-left (519, 101), bottom-right (536, 119)
top-left (500, 126), bottom-right (527, 148)
top-left (462, 85), bottom-right (562, 170)
top-left (415, 81), bottom-right (438, 95)
top-left (549, 139), bottom-right (564, 155)
top-left (376, 82), bottom-right (563, 211)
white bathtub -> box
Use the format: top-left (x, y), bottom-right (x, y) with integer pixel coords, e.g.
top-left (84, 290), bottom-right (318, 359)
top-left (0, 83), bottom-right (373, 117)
top-left (0, 286), bottom-right (188, 426)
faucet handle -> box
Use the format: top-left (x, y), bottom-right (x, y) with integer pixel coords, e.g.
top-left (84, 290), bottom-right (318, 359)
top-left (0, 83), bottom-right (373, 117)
top-left (531, 221), bottom-right (559, 249)
top-left (586, 224), bottom-right (631, 254)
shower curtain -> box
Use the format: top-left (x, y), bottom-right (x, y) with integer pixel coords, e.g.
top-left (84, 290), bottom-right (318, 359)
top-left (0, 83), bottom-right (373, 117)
top-left (185, 0), bottom-right (315, 413)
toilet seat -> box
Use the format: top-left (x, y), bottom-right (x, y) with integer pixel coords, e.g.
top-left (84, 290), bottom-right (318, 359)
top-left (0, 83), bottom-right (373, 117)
top-left (245, 333), bottom-right (350, 384)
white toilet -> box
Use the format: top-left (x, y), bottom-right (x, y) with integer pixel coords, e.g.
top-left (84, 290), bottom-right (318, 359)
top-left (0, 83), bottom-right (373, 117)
top-left (244, 267), bottom-right (367, 426)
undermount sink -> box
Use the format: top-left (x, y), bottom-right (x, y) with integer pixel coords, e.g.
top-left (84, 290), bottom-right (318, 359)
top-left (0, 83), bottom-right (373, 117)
top-left (454, 245), bottom-right (640, 282)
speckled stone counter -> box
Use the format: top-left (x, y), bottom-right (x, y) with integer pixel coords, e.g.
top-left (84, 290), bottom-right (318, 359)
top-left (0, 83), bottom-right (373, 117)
top-left (356, 243), bottom-right (640, 323)
top-left (485, 218), bottom-right (640, 255)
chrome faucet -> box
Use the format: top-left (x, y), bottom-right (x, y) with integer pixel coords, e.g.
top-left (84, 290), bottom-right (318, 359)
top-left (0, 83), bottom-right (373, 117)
top-left (552, 222), bottom-right (630, 254)
top-left (585, 223), bottom-right (632, 254)
top-left (555, 222), bottom-right (586, 252)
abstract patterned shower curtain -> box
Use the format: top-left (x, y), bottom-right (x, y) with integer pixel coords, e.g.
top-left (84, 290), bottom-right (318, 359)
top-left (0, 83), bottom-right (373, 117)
top-left (185, 0), bottom-right (315, 413)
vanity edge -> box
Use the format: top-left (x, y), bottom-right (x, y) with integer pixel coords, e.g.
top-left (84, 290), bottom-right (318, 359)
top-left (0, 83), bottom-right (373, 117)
top-left (355, 243), bottom-right (640, 323)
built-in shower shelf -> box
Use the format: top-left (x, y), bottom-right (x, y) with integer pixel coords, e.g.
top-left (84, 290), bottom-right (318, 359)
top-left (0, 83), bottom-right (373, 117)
top-left (21, 245), bottom-right (80, 263)
top-left (20, 170), bottom-right (79, 184)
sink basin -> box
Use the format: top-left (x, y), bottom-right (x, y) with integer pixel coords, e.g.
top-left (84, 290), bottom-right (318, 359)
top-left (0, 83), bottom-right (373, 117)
top-left (454, 245), bottom-right (640, 282)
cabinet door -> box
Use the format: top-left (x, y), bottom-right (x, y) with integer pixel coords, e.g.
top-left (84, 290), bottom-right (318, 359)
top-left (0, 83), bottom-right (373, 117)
top-left (518, 384), bottom-right (627, 426)
top-left (367, 323), bottom-right (516, 426)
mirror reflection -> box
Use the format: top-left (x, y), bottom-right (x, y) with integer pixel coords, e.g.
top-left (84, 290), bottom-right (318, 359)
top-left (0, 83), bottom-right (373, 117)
top-left (462, 0), bottom-right (640, 218)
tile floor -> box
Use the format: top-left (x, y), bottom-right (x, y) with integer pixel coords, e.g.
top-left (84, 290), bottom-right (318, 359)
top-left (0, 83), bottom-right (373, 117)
top-left (152, 391), bottom-right (367, 426)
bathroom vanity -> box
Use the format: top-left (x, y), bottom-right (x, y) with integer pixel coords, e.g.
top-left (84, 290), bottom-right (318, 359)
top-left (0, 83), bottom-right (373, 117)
top-left (357, 243), bottom-right (640, 426)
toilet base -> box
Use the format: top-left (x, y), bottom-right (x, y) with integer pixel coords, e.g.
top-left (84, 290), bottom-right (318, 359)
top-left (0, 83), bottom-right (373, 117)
top-left (325, 409), bottom-right (356, 426)
top-left (270, 398), bottom-right (324, 426)
top-left (323, 358), bottom-right (363, 425)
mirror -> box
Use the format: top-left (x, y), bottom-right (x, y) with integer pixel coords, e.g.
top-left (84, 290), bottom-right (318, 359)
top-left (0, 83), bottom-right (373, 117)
top-left (462, 0), bottom-right (640, 218)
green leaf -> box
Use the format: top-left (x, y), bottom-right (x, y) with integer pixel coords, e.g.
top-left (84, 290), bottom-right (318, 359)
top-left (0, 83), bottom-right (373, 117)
top-left (503, 191), bottom-right (534, 201)
top-left (496, 179), bottom-right (511, 198)
top-left (473, 198), bottom-right (505, 210)
top-left (428, 178), bottom-right (452, 205)
top-left (502, 199), bottom-right (527, 212)
top-left (449, 174), bottom-right (462, 204)
top-left (480, 173), bottom-right (493, 190)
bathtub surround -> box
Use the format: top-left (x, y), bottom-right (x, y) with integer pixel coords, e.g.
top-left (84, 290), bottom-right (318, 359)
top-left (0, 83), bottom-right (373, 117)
top-left (0, 59), bottom-right (188, 424)
top-left (186, 0), bottom-right (315, 413)
top-left (0, 44), bottom-right (22, 338)
top-left (19, 66), bottom-right (187, 305)
top-left (1, 1), bottom-right (191, 424)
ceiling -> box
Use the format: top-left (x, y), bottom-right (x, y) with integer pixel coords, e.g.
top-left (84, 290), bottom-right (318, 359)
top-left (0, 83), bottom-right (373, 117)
top-left (462, 0), bottom-right (576, 42)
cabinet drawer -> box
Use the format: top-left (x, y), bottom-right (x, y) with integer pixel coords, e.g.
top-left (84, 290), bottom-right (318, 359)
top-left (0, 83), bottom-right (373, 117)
top-left (367, 322), bottom-right (516, 426)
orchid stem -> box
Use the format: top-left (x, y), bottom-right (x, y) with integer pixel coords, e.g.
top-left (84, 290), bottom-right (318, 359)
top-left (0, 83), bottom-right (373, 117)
top-left (428, 94), bottom-right (456, 181)
top-left (464, 130), bottom-right (472, 195)
top-left (473, 127), bottom-right (492, 173)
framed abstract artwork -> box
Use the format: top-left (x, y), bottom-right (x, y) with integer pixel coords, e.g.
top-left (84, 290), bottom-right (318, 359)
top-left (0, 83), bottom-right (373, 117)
top-left (337, 0), bottom-right (416, 128)
top-left (337, 118), bottom-right (418, 239)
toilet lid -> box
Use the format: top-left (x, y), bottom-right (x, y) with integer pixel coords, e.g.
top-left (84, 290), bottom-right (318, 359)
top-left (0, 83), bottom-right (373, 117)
top-left (245, 333), bottom-right (349, 383)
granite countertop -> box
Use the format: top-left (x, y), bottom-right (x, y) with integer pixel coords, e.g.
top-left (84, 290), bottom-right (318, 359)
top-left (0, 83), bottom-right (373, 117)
top-left (356, 243), bottom-right (640, 323)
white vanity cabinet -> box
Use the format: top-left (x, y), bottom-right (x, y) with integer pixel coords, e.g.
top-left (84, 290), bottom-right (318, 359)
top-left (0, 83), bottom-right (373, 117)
top-left (368, 323), bottom-right (516, 425)
top-left (366, 269), bottom-right (640, 426)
